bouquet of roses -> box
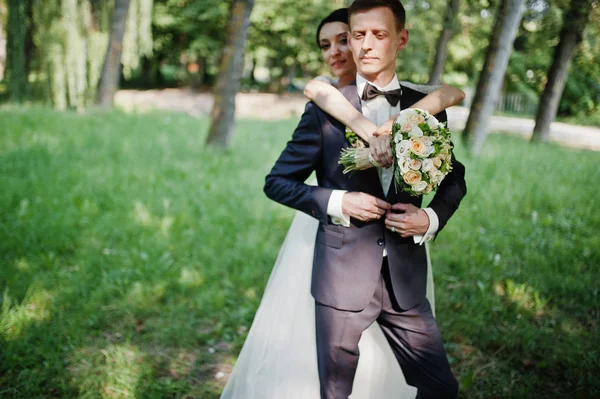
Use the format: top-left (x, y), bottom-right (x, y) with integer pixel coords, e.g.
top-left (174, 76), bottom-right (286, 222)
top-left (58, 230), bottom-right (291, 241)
top-left (338, 108), bottom-right (453, 197)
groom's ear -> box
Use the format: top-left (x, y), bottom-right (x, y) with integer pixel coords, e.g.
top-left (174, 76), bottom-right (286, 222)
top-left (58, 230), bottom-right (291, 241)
top-left (396, 29), bottom-right (409, 51)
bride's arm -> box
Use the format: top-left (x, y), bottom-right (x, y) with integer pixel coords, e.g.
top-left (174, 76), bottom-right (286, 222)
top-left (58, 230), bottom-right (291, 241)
top-left (412, 84), bottom-right (465, 114)
top-left (375, 84), bottom-right (465, 136)
top-left (304, 79), bottom-right (377, 141)
top-left (305, 79), bottom-right (465, 140)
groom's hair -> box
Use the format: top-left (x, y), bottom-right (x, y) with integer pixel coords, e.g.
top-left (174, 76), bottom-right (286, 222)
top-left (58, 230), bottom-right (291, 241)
top-left (316, 8), bottom-right (349, 47)
top-left (348, 0), bottom-right (406, 31)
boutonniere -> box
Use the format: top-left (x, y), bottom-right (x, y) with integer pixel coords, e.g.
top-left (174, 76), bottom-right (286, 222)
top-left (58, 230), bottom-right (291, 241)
top-left (345, 128), bottom-right (367, 149)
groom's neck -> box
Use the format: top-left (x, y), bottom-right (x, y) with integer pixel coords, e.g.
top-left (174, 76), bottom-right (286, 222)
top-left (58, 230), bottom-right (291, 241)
top-left (359, 69), bottom-right (397, 88)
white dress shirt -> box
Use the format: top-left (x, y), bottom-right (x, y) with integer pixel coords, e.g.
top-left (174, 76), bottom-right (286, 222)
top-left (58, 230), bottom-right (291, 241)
top-left (326, 73), bottom-right (439, 245)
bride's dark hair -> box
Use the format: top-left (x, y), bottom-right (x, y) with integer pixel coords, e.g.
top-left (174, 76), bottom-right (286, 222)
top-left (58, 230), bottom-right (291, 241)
top-left (315, 8), bottom-right (349, 47)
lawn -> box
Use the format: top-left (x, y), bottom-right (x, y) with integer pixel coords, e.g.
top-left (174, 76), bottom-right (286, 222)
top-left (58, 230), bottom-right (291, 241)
top-left (0, 107), bottom-right (598, 398)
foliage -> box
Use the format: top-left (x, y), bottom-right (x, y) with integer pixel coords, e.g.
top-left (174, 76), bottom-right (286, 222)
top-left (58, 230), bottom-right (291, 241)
top-left (506, 0), bottom-right (600, 119)
top-left (1, 0), bottom-right (599, 114)
top-left (4, 0), bottom-right (152, 108)
top-left (122, 0), bottom-right (154, 78)
top-left (150, 0), bottom-right (231, 87)
top-left (0, 108), bottom-right (598, 397)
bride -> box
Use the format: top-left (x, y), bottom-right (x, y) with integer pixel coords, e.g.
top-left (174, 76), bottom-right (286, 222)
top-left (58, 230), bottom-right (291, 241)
top-left (221, 8), bottom-right (465, 399)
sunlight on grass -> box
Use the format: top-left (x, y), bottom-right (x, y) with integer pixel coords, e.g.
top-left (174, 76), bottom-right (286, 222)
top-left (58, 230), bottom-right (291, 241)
top-left (560, 320), bottom-right (587, 337)
top-left (15, 257), bottom-right (30, 271)
top-left (160, 216), bottom-right (174, 235)
top-left (494, 279), bottom-right (548, 316)
top-left (126, 281), bottom-right (167, 307)
top-left (100, 345), bottom-right (144, 398)
top-left (133, 200), bottom-right (153, 226)
top-left (0, 287), bottom-right (54, 341)
top-left (179, 268), bottom-right (206, 288)
top-left (69, 344), bottom-right (148, 398)
top-left (132, 199), bottom-right (174, 235)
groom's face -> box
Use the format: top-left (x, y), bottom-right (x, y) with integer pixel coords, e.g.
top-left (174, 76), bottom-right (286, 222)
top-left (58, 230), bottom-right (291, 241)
top-left (349, 7), bottom-right (408, 80)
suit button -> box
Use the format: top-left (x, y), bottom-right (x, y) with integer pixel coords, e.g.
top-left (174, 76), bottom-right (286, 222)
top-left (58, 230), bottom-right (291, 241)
top-left (377, 238), bottom-right (385, 246)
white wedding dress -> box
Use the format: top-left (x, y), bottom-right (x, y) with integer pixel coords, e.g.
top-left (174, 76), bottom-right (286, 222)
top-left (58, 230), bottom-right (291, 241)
top-left (221, 183), bottom-right (435, 398)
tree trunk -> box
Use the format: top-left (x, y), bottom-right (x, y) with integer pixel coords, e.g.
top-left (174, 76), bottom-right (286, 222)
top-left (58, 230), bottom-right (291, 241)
top-left (205, 0), bottom-right (255, 148)
top-left (0, 1), bottom-right (6, 81)
top-left (531, 0), bottom-right (594, 143)
top-left (428, 0), bottom-right (459, 85)
top-left (96, 0), bottom-right (130, 107)
top-left (6, 0), bottom-right (28, 101)
top-left (462, 0), bottom-right (526, 156)
top-left (23, 0), bottom-right (32, 77)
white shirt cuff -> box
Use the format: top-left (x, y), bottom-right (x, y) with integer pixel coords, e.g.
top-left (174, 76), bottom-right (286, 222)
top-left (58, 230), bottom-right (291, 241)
top-left (327, 190), bottom-right (350, 227)
top-left (413, 207), bottom-right (439, 245)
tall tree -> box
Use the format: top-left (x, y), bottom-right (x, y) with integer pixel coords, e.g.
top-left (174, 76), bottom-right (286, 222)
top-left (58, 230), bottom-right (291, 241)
top-left (428, 0), bottom-right (459, 85)
top-left (206, 0), bottom-right (255, 148)
top-left (531, 0), bottom-right (597, 142)
top-left (0, 1), bottom-right (6, 81)
top-left (462, 0), bottom-right (526, 156)
top-left (97, 0), bottom-right (130, 107)
top-left (6, 0), bottom-right (28, 101)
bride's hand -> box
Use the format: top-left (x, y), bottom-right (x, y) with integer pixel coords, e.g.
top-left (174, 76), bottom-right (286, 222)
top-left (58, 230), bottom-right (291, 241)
top-left (368, 134), bottom-right (393, 168)
top-left (374, 118), bottom-right (394, 137)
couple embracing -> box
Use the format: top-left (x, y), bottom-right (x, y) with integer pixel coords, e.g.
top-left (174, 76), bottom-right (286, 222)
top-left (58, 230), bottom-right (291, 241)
top-left (223, 1), bottom-right (467, 398)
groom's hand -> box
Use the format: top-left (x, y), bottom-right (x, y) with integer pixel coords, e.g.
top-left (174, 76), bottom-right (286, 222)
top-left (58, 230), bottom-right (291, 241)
top-left (342, 192), bottom-right (390, 222)
top-left (368, 134), bottom-right (393, 168)
top-left (385, 203), bottom-right (429, 237)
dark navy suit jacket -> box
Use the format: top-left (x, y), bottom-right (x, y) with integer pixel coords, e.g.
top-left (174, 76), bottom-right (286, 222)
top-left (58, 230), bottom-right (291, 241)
top-left (264, 83), bottom-right (466, 311)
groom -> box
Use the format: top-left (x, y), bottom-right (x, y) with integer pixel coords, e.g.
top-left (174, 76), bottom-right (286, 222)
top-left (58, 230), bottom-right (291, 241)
top-left (264, 0), bottom-right (466, 398)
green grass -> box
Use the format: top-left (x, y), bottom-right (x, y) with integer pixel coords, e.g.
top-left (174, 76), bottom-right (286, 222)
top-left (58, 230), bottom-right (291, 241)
top-left (0, 106), bottom-right (598, 398)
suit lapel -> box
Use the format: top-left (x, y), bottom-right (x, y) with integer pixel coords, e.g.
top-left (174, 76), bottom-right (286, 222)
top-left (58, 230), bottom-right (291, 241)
top-left (338, 83), bottom-right (384, 198)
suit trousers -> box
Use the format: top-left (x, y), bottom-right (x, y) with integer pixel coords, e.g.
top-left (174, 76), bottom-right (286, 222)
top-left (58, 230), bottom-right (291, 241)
top-left (315, 258), bottom-right (458, 399)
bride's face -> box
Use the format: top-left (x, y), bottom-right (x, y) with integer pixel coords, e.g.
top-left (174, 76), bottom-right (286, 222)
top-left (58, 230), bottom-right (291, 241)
top-left (318, 22), bottom-right (356, 79)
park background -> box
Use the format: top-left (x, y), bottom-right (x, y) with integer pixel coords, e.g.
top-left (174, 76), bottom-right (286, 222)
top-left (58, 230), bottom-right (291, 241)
top-left (0, 0), bottom-right (599, 397)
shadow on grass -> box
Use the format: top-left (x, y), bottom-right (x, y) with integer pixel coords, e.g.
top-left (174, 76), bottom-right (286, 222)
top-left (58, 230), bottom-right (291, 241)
top-left (1, 110), bottom-right (598, 398)
top-left (0, 108), bottom-right (290, 397)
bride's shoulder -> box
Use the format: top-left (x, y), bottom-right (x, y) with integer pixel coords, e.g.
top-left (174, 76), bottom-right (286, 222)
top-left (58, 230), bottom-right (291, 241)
top-left (313, 75), bottom-right (339, 87)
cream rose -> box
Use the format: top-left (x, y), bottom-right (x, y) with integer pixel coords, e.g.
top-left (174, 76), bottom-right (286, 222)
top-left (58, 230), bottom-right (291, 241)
top-left (432, 156), bottom-right (442, 168)
top-left (409, 159), bottom-right (422, 170)
top-left (401, 122), bottom-right (414, 132)
top-left (409, 138), bottom-right (429, 157)
top-left (408, 113), bottom-right (425, 126)
top-left (412, 181), bottom-right (427, 192)
top-left (403, 170), bottom-right (422, 185)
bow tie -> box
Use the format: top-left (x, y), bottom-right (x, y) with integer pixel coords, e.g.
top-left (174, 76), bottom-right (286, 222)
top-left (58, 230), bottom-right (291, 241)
top-left (361, 83), bottom-right (402, 106)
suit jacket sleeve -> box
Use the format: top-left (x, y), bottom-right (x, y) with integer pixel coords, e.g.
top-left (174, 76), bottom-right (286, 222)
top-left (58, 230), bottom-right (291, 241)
top-left (264, 102), bottom-right (333, 224)
top-left (427, 109), bottom-right (467, 236)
